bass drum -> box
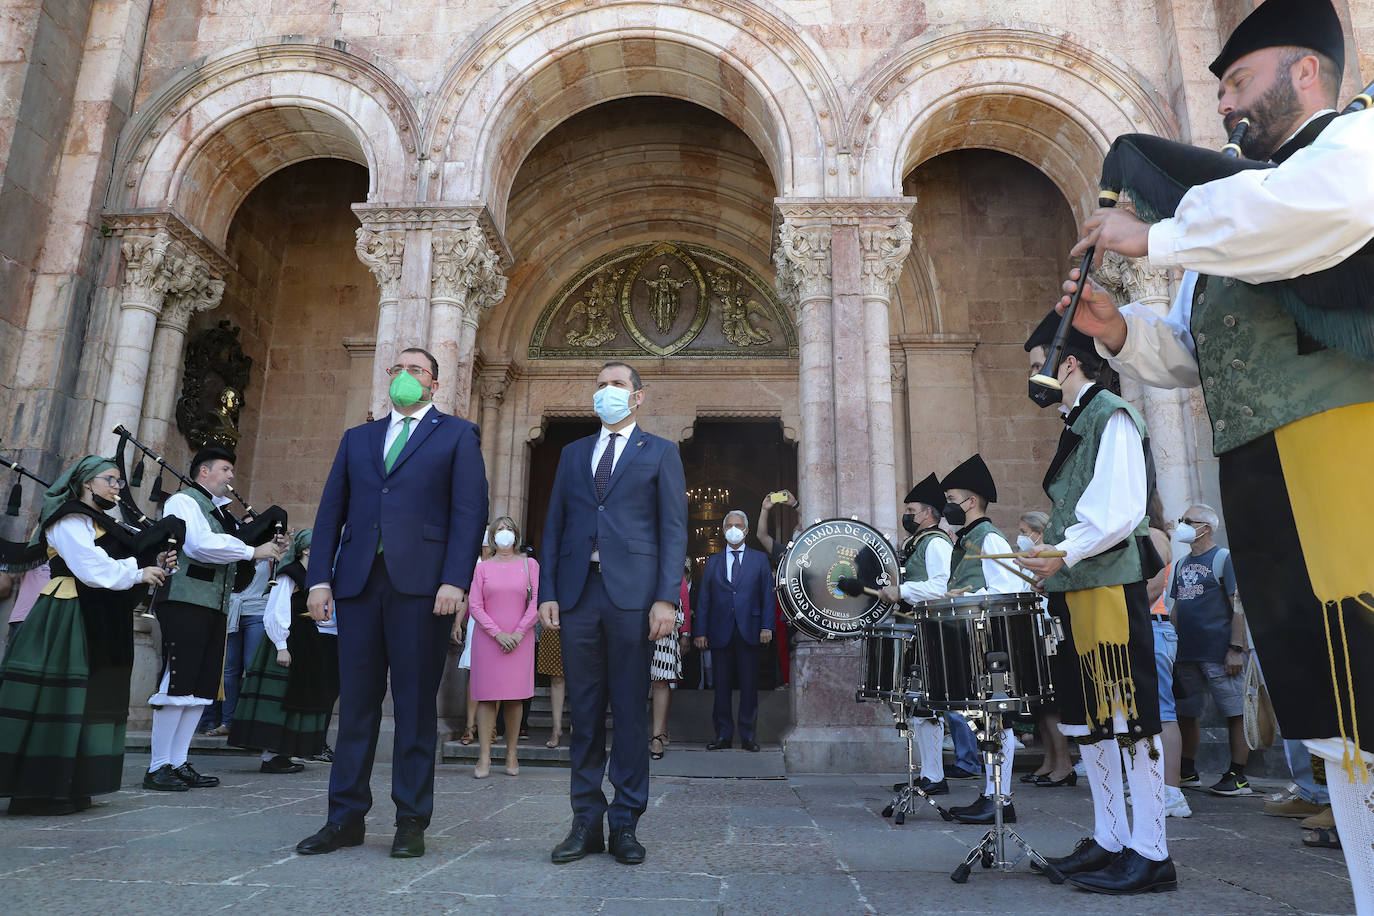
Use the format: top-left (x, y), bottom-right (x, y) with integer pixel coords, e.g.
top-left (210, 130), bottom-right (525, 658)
top-left (775, 518), bottom-right (899, 640)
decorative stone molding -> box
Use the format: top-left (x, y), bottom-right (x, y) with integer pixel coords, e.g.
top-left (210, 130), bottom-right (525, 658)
top-left (118, 232), bottom-right (176, 311)
top-left (859, 219), bottom-right (913, 300)
top-left (431, 225), bottom-right (508, 321)
top-left (103, 209), bottom-right (235, 279)
top-left (1095, 251), bottom-right (1173, 311)
top-left (159, 253), bottom-right (225, 331)
top-left (353, 202), bottom-right (512, 268)
top-left (774, 223), bottom-right (832, 305)
top-left (890, 354), bottom-right (907, 390)
top-left (354, 229), bottom-right (407, 303)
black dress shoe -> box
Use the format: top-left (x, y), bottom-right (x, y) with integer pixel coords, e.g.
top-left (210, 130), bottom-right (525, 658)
top-left (551, 823), bottom-right (605, 863)
top-left (261, 755), bottom-right (305, 774)
top-left (1067, 848), bottom-right (1177, 895)
top-left (608, 827), bottom-right (646, 865)
top-left (1031, 836), bottom-right (1120, 875)
top-left (143, 764), bottom-right (190, 792)
top-left (918, 778), bottom-right (949, 796)
top-left (949, 795), bottom-right (1016, 824)
top-left (706, 739), bottom-right (732, 750)
top-left (1034, 771), bottom-right (1078, 787)
top-left (741, 740), bottom-right (761, 752)
top-left (944, 764), bottom-right (981, 779)
top-left (391, 816), bottom-right (425, 858)
top-left (172, 762), bottom-right (220, 788)
top-left (296, 821), bottom-right (366, 855)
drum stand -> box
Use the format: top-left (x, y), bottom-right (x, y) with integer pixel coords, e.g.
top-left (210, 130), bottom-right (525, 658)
top-left (882, 709), bottom-right (953, 825)
top-left (949, 658), bottom-right (1064, 884)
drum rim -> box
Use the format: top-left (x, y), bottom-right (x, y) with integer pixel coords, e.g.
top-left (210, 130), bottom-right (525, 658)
top-left (775, 516), bottom-right (899, 640)
top-left (913, 592), bottom-right (1043, 619)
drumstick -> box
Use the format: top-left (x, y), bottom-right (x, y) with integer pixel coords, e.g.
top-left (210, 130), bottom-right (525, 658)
top-left (836, 576), bottom-right (883, 599)
top-left (967, 549), bottom-right (1067, 560)
top-left (963, 553), bottom-right (1043, 590)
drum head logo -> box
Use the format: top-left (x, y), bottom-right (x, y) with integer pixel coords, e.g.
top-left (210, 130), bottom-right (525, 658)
top-left (778, 520), bottom-right (897, 640)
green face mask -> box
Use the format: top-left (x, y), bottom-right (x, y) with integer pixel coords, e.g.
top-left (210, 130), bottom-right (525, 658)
top-left (389, 371), bottom-right (425, 407)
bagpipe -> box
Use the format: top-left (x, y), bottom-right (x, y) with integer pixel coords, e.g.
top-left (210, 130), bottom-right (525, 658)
top-left (1031, 79), bottom-right (1374, 394)
top-left (113, 425), bottom-right (287, 591)
top-left (1, 447), bottom-right (51, 572)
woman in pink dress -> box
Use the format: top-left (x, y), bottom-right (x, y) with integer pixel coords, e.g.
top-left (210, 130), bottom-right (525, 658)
top-left (468, 516), bottom-right (538, 778)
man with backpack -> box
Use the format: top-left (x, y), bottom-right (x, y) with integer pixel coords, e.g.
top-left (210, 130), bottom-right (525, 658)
top-left (1170, 504), bottom-right (1249, 796)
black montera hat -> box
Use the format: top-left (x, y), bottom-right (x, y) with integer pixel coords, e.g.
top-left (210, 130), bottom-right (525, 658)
top-left (1025, 308), bottom-right (1103, 372)
top-left (941, 454), bottom-right (997, 503)
top-left (1209, 0), bottom-right (1345, 78)
top-left (904, 473), bottom-right (945, 509)
top-left (190, 445), bottom-right (236, 476)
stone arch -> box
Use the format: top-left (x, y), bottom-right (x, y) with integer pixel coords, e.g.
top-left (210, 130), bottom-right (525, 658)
top-left (110, 40), bottom-right (420, 248)
top-left (425, 0), bottom-right (840, 229)
top-left (848, 25), bottom-right (1180, 219)
top-left (891, 246), bottom-right (942, 337)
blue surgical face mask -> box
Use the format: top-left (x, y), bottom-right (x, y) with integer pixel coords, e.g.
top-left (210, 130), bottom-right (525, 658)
top-left (593, 386), bottom-right (636, 425)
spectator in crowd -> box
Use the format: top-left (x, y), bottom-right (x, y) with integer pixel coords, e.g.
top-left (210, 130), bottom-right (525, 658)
top-left (454, 533), bottom-right (491, 746)
top-left (650, 559), bottom-right (692, 760)
top-left (1170, 503), bottom-right (1249, 796)
top-left (5, 562), bottom-right (51, 647)
top-left (754, 490), bottom-right (800, 686)
top-left (468, 517), bottom-right (538, 778)
top-left (535, 605), bottom-right (567, 750)
top-left (1015, 510), bottom-right (1074, 788)
top-left (1265, 739), bottom-right (1330, 821)
top-left (200, 558), bottom-right (272, 737)
top-left (1144, 499), bottom-right (1190, 818)
top-left (696, 510), bottom-right (772, 752)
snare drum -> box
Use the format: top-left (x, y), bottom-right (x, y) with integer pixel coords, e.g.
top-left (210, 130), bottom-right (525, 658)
top-left (775, 518), bottom-right (898, 640)
top-left (858, 622), bottom-right (922, 705)
top-left (911, 593), bottom-right (1053, 715)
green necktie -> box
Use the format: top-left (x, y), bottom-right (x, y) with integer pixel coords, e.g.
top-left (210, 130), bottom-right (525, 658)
top-left (378, 417), bottom-right (413, 555)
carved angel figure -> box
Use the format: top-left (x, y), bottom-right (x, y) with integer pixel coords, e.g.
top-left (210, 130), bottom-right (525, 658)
top-left (709, 268), bottom-right (773, 347)
top-left (565, 269), bottom-right (622, 348)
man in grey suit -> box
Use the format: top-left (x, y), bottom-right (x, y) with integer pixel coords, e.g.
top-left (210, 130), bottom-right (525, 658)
top-left (538, 361), bottom-right (688, 866)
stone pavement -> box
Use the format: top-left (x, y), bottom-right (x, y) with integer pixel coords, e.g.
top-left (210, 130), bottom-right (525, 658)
top-left (0, 752), bottom-right (1356, 915)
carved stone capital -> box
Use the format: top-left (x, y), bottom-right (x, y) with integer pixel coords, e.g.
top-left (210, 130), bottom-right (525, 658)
top-left (355, 228), bottom-right (407, 302)
top-left (775, 221), bottom-right (833, 305)
top-left (118, 232), bottom-right (176, 310)
top-left (432, 226), bottom-right (508, 320)
top-left (479, 376), bottom-right (507, 404)
top-left (159, 251), bottom-right (225, 331)
top-left (859, 219), bottom-right (913, 301)
top-left (1095, 251), bottom-right (1173, 311)
top-left (890, 354), bottom-right (907, 389)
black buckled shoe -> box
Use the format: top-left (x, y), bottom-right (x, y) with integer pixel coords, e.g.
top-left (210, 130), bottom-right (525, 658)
top-left (172, 762), bottom-right (219, 788)
top-left (608, 827), bottom-right (646, 865)
top-left (552, 822), bottom-right (605, 863)
top-left (391, 816), bottom-right (425, 858)
top-left (260, 755), bottom-right (305, 774)
top-left (1067, 848), bottom-right (1177, 895)
top-left (949, 794), bottom-right (1015, 825)
top-left (296, 821), bottom-right (366, 855)
top-left (706, 738), bottom-right (732, 750)
top-left (143, 764), bottom-right (190, 792)
top-left (1031, 836), bottom-right (1121, 876)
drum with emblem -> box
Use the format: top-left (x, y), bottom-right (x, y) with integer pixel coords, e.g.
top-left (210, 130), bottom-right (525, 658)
top-left (775, 518), bottom-right (899, 640)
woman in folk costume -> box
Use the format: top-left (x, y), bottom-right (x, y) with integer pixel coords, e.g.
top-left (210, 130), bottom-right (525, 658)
top-left (0, 456), bottom-right (177, 814)
top-left (230, 530), bottom-right (338, 772)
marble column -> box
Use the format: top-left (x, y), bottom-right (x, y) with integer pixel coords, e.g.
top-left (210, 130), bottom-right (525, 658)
top-left (477, 372), bottom-right (507, 485)
top-left (430, 226), bottom-right (507, 418)
top-left (890, 355), bottom-right (910, 494)
top-left (100, 232), bottom-right (181, 452)
top-left (859, 218), bottom-right (913, 539)
top-left (137, 255), bottom-right (225, 453)
top-left (355, 228), bottom-right (408, 416)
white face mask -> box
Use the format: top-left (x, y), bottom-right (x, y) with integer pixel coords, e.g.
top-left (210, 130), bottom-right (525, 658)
top-left (1016, 535), bottom-right (1035, 553)
top-left (493, 529), bottom-right (516, 549)
top-left (1175, 523), bottom-right (1197, 544)
top-left (724, 526), bottom-right (746, 546)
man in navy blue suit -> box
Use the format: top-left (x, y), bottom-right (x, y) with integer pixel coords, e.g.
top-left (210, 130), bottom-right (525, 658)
top-left (694, 510), bottom-right (773, 752)
top-left (538, 361), bottom-right (687, 866)
top-left (296, 347), bottom-right (488, 859)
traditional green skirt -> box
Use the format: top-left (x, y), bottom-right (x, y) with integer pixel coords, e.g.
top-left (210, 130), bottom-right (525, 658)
top-left (228, 637), bottom-right (327, 758)
top-left (0, 594), bottom-right (130, 800)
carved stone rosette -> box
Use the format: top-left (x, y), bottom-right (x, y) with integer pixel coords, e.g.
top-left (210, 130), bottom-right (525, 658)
top-left (354, 228), bottom-right (407, 303)
top-left (859, 219), bottom-right (913, 301)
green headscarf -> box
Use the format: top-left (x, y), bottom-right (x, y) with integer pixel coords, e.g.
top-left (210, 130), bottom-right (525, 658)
top-left (34, 455), bottom-right (117, 544)
top-left (281, 528), bottom-right (312, 569)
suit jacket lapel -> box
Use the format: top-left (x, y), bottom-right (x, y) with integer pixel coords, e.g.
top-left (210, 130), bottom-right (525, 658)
top-left (599, 428), bottom-right (647, 501)
top-left (387, 411), bottom-right (443, 476)
top-left (369, 417), bottom-right (389, 477)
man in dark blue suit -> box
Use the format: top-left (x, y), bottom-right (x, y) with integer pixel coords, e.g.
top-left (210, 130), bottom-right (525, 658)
top-left (538, 361), bottom-right (687, 866)
top-left (296, 347), bottom-right (488, 859)
top-left (694, 510), bottom-right (773, 752)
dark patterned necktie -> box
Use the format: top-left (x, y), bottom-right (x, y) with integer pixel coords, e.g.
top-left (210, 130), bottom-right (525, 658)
top-left (729, 549), bottom-right (741, 583)
top-left (595, 432), bottom-right (618, 500)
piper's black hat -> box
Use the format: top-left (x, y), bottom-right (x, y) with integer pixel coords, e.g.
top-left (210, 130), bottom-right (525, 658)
top-left (1025, 308), bottom-right (1103, 372)
top-left (1209, 0), bottom-right (1345, 78)
top-left (190, 445), bottom-right (236, 476)
top-left (941, 454), bottom-right (997, 504)
top-left (904, 473), bottom-right (945, 509)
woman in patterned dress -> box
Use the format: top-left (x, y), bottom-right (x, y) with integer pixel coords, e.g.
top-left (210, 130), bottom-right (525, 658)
top-left (649, 559), bottom-right (693, 760)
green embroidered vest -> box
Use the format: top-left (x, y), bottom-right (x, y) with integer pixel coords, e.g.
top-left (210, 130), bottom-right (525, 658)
top-left (903, 528), bottom-right (952, 585)
top-left (1043, 389), bottom-right (1149, 592)
top-left (1192, 275), bottom-right (1374, 455)
top-left (948, 518), bottom-right (1002, 592)
top-left (164, 487), bottom-right (235, 613)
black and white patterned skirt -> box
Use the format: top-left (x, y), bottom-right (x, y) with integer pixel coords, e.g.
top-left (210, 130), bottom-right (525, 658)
top-left (650, 605), bottom-right (686, 682)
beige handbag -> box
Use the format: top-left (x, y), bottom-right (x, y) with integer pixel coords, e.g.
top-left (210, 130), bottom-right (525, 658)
top-left (1242, 651), bottom-right (1279, 750)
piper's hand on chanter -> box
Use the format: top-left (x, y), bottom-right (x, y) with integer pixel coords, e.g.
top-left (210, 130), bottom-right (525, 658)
top-left (1071, 207), bottom-right (1150, 266)
top-left (252, 540), bottom-right (282, 562)
top-left (1056, 268), bottom-right (1128, 354)
top-left (140, 565), bottom-right (168, 587)
top-left (156, 549), bottom-right (178, 572)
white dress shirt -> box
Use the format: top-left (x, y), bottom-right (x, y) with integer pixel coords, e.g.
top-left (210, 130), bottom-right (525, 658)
top-left (45, 515), bottom-right (142, 591)
top-left (590, 421), bottom-right (635, 475)
top-left (969, 528), bottom-right (1030, 595)
top-left (1052, 384), bottom-right (1149, 568)
top-left (898, 534), bottom-right (953, 603)
top-left (162, 490), bottom-right (253, 563)
top-left (384, 402), bottom-right (434, 459)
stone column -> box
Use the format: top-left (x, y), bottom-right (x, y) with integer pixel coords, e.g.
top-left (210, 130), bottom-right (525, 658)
top-left (478, 373), bottom-right (507, 487)
top-left (859, 218), bottom-right (913, 539)
top-left (100, 232), bottom-right (179, 451)
top-left (1096, 253), bottom-right (1201, 519)
top-left (137, 254), bottom-right (225, 452)
top-left (430, 225), bottom-right (507, 417)
top-left (890, 355), bottom-right (910, 494)
top-left (355, 228), bottom-right (407, 415)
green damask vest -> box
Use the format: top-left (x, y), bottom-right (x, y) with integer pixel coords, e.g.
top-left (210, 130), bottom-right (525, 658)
top-left (1192, 275), bottom-right (1374, 455)
top-left (163, 488), bottom-right (235, 613)
top-left (1043, 389), bottom-right (1149, 593)
top-left (903, 527), bottom-right (952, 585)
top-left (948, 518), bottom-right (1002, 592)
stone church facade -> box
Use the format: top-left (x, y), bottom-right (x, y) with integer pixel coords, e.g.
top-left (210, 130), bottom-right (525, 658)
top-left (1, 1), bottom-right (1369, 770)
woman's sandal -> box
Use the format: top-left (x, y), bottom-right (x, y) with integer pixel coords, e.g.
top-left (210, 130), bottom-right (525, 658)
top-left (650, 734), bottom-right (668, 760)
top-left (459, 728), bottom-right (475, 746)
top-left (1303, 826), bottom-right (1341, 849)
top-left (546, 732), bottom-right (561, 749)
